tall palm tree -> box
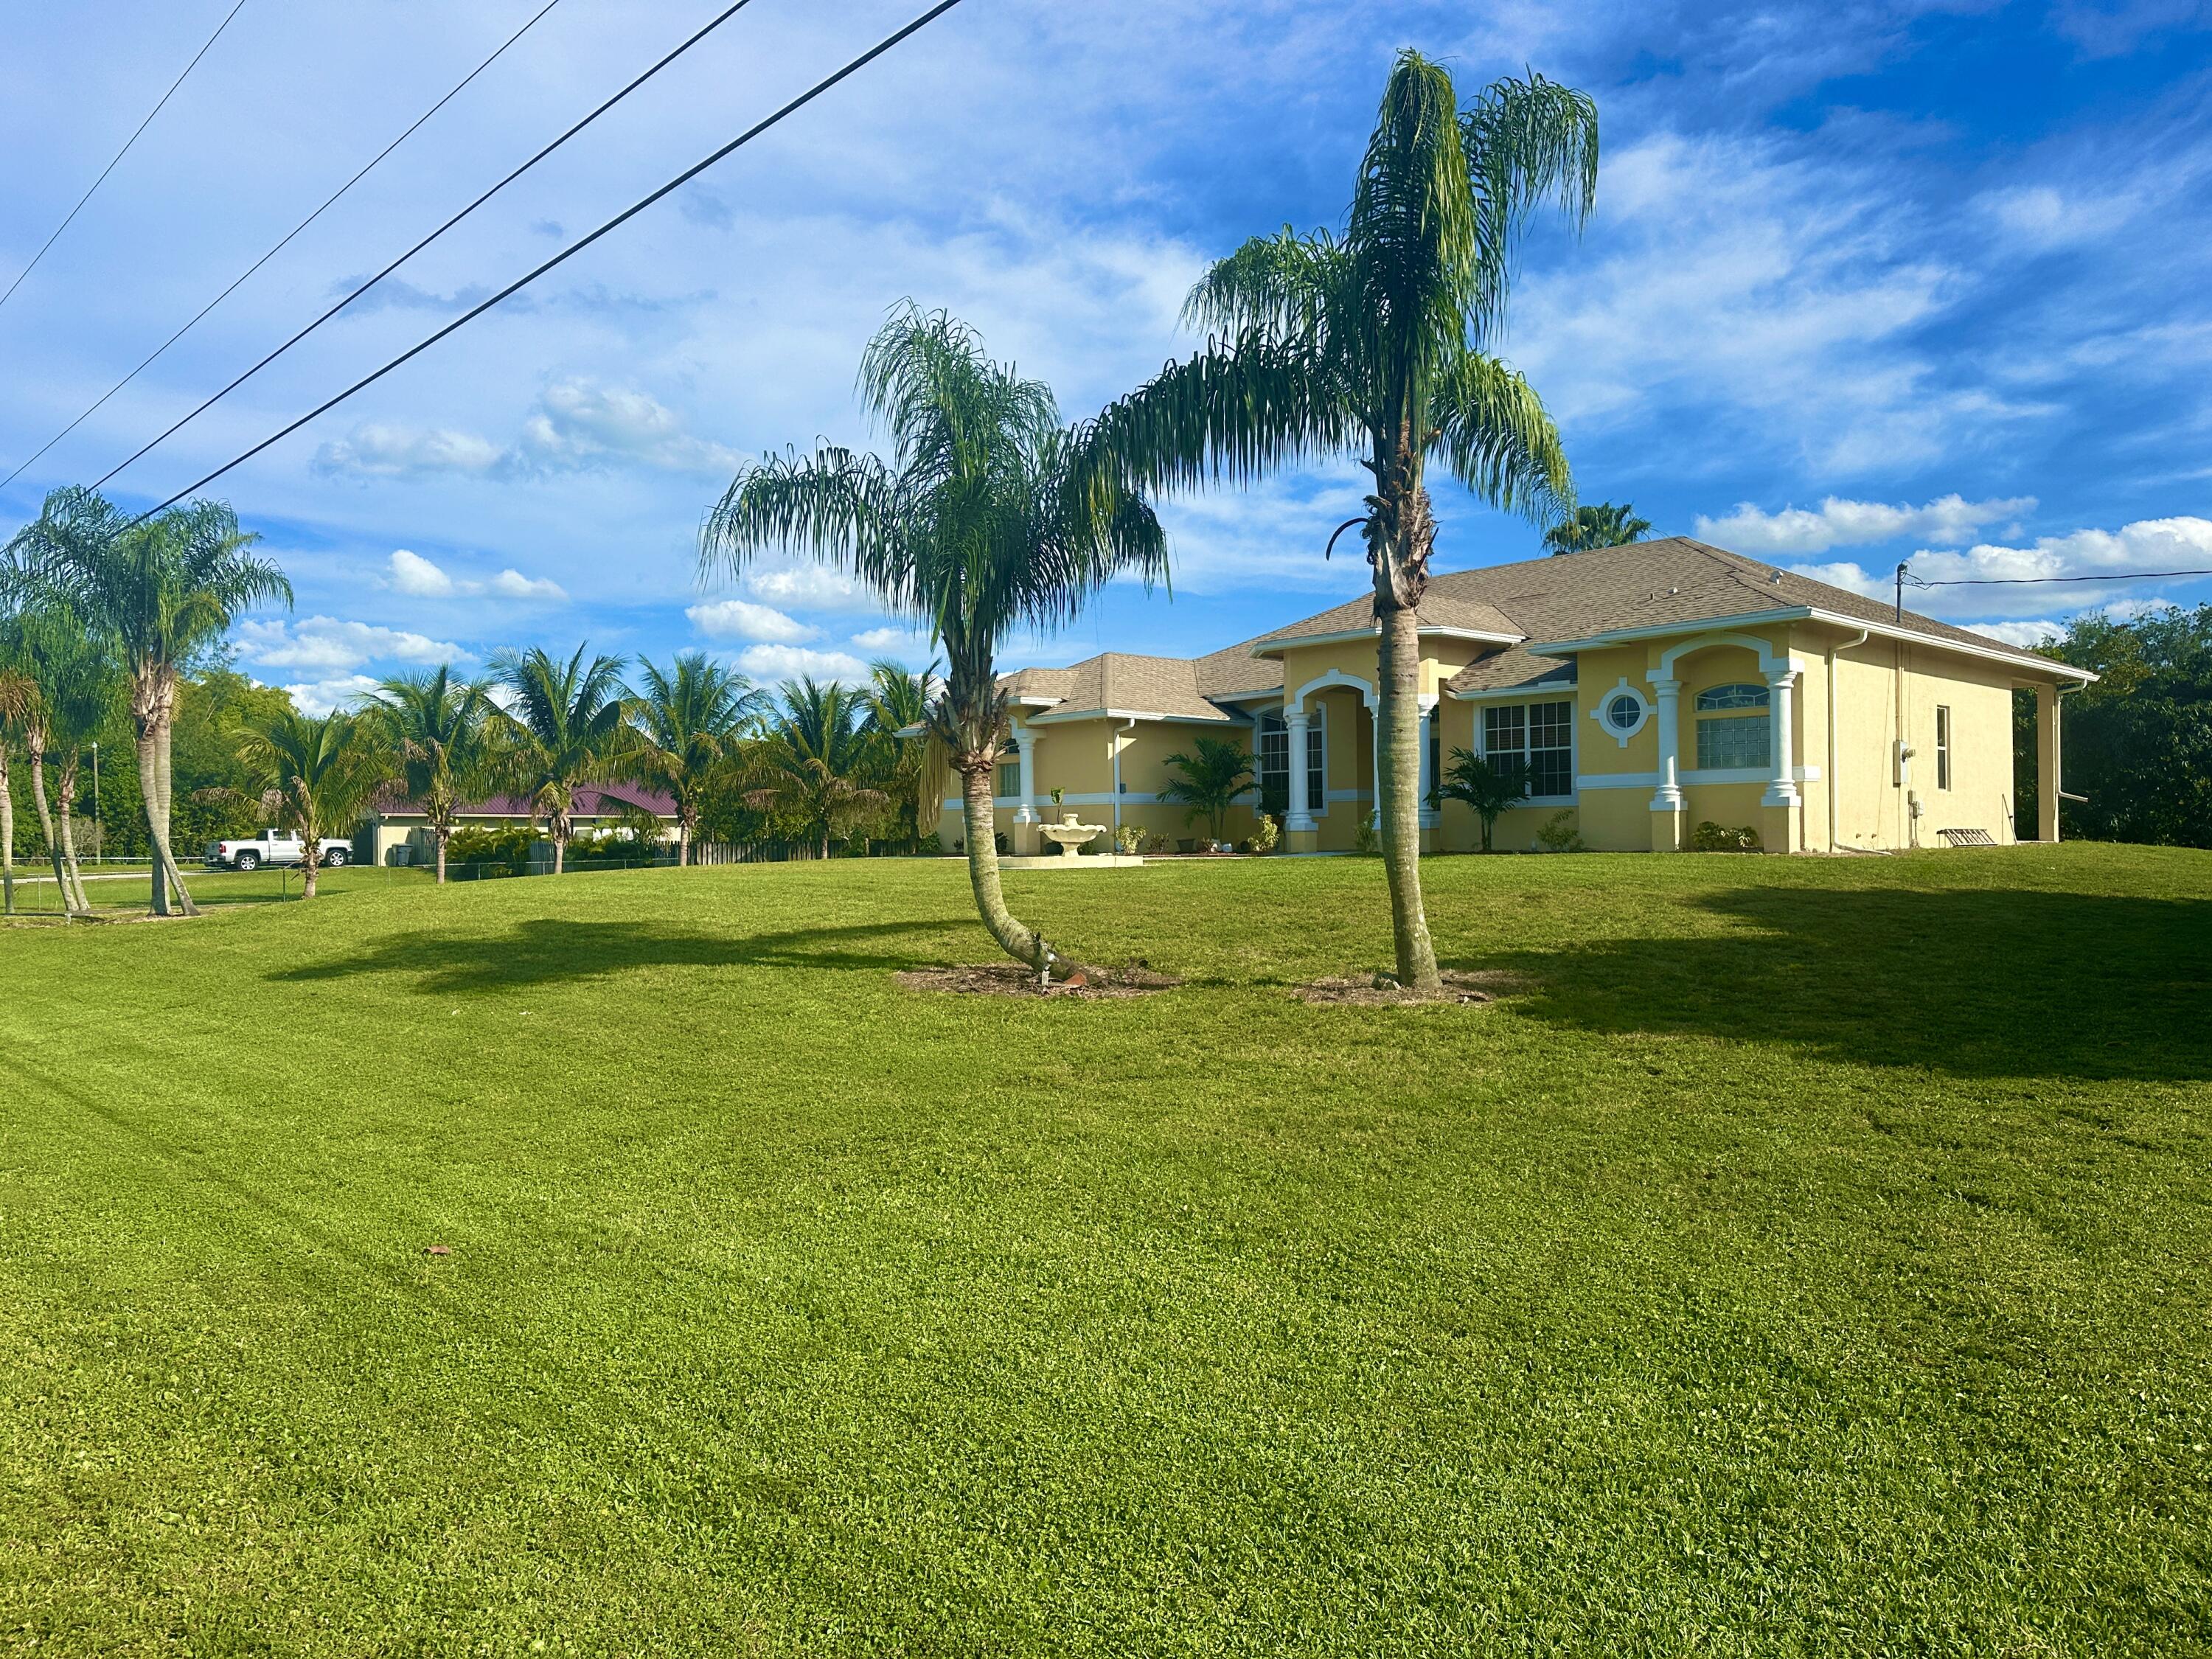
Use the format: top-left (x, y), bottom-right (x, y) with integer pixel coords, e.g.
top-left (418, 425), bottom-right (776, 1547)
top-left (3, 487), bottom-right (288, 915)
top-left (365, 665), bottom-right (491, 884)
top-left (0, 640), bottom-right (38, 917)
top-left (240, 709), bottom-right (386, 901)
top-left (859, 655), bottom-right (944, 848)
top-left (1, 601), bottom-right (119, 917)
top-left (700, 305), bottom-right (1166, 978)
top-left (1544, 501), bottom-right (1650, 554)
top-left (627, 652), bottom-right (764, 865)
top-left (1099, 53), bottom-right (1596, 991)
top-left (742, 678), bottom-right (887, 860)
top-left (490, 644), bottom-right (633, 875)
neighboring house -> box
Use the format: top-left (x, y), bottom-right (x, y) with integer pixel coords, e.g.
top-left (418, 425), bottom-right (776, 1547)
top-left (357, 782), bottom-right (678, 866)
top-left (947, 538), bottom-right (2094, 855)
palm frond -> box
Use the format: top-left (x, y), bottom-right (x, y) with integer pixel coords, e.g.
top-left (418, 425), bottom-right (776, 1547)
top-left (1461, 71), bottom-right (1600, 338)
top-left (1430, 349), bottom-right (1574, 524)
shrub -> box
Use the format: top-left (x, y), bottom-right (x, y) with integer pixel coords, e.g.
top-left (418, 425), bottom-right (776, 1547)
top-left (1113, 823), bottom-right (1145, 855)
top-left (914, 832), bottom-right (943, 856)
top-left (1692, 820), bottom-right (1763, 853)
top-left (1353, 810), bottom-right (1380, 857)
top-left (1535, 810), bottom-right (1586, 853)
top-left (1249, 814), bottom-right (1280, 854)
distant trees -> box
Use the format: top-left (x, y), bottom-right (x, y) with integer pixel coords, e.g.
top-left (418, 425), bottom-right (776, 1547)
top-left (2020, 605), bottom-right (2212, 848)
top-left (490, 644), bottom-right (634, 875)
top-left (239, 709), bottom-right (387, 900)
top-left (1545, 501), bottom-right (1650, 554)
top-left (4, 487), bottom-right (288, 915)
top-left (366, 666), bottom-right (493, 883)
top-left (627, 652), bottom-right (763, 866)
top-left (739, 678), bottom-right (887, 860)
top-left (859, 657), bottom-right (942, 849)
top-left (1157, 736), bottom-right (1255, 846)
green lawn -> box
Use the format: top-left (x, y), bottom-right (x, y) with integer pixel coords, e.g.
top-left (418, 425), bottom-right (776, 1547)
top-left (2, 846), bottom-right (2208, 1655)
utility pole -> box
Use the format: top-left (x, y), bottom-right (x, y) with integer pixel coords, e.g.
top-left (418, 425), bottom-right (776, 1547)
top-left (1894, 562), bottom-right (1908, 624)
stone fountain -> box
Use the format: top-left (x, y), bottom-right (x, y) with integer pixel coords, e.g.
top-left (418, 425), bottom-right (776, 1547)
top-left (1037, 810), bottom-right (1107, 856)
top-left (999, 809), bottom-right (1143, 869)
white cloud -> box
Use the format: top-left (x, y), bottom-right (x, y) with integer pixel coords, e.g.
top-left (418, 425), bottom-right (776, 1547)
top-left (488, 568), bottom-right (567, 601)
top-left (314, 425), bottom-right (503, 479)
top-left (513, 380), bottom-right (740, 476)
top-left (282, 675), bottom-right (383, 717)
top-left (1694, 493), bottom-right (2036, 555)
top-left (850, 625), bottom-right (925, 652)
top-left (316, 383), bottom-right (737, 484)
top-left (686, 598), bottom-right (815, 643)
top-left (381, 549), bottom-right (563, 602)
top-left (743, 565), bottom-right (871, 610)
top-left (237, 616), bottom-right (462, 675)
top-left (736, 644), bottom-right (869, 683)
top-left (1793, 515), bottom-right (2212, 618)
top-left (1968, 620), bottom-right (2065, 648)
top-left (387, 549), bottom-right (455, 597)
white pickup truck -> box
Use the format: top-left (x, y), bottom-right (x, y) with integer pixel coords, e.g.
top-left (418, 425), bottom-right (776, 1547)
top-left (204, 830), bottom-right (353, 872)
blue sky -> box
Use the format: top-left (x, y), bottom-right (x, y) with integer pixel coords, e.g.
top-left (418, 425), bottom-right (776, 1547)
top-left (2, 0), bottom-right (2208, 709)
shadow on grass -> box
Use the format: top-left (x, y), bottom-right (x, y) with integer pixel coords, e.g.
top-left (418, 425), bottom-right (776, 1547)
top-left (270, 917), bottom-right (967, 995)
top-left (1463, 886), bottom-right (2212, 1082)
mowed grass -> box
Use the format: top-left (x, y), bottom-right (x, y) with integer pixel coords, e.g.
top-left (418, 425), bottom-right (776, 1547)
top-left (1, 847), bottom-right (2208, 1656)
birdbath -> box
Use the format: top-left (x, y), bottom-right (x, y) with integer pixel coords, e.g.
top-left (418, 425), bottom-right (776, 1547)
top-left (1037, 809), bottom-right (1106, 857)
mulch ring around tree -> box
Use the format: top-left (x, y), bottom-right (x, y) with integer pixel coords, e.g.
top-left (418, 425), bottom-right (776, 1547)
top-left (1293, 968), bottom-right (1526, 1007)
top-left (895, 962), bottom-right (1180, 999)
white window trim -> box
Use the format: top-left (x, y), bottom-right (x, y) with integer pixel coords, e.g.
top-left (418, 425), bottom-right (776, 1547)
top-left (1479, 696), bottom-right (1578, 800)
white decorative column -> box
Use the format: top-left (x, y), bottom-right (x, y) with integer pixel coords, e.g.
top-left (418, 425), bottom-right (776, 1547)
top-left (1761, 669), bottom-right (1801, 807)
top-left (1011, 720), bottom-right (1036, 824)
top-left (1649, 675), bottom-right (1685, 852)
top-left (1284, 708), bottom-right (1316, 832)
top-left (2037, 683), bottom-right (2062, 842)
top-left (1416, 695), bottom-right (1440, 830)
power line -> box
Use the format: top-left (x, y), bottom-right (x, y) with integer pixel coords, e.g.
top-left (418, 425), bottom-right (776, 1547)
top-left (128, 0), bottom-right (969, 521)
top-left (1, 0), bottom-right (563, 493)
top-left (1906, 567), bottom-right (2212, 587)
top-left (95, 0), bottom-right (772, 493)
top-left (0, 0), bottom-right (250, 316)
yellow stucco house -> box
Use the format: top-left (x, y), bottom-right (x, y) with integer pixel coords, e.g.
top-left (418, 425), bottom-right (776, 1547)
top-left (942, 538), bottom-right (2093, 856)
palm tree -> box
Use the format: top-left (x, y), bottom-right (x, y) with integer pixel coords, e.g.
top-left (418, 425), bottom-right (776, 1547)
top-left (1099, 53), bottom-right (1596, 991)
top-left (365, 665), bottom-right (491, 884)
top-left (1438, 747), bottom-right (1529, 852)
top-left (742, 678), bottom-right (887, 859)
top-left (0, 632), bottom-right (40, 916)
top-left (700, 305), bottom-right (1167, 978)
top-left (1, 601), bottom-right (119, 917)
top-left (859, 655), bottom-right (944, 848)
top-left (1157, 735), bottom-right (1256, 848)
top-left (489, 644), bottom-right (633, 875)
top-left (3, 487), bottom-right (288, 915)
top-left (1545, 501), bottom-right (1651, 555)
top-left (240, 709), bottom-right (386, 900)
top-left (627, 652), bottom-right (764, 865)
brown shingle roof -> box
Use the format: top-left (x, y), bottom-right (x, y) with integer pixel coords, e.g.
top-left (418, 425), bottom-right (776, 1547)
top-left (1253, 588), bottom-right (1520, 650)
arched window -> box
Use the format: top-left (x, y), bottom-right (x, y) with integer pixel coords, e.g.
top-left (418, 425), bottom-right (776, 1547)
top-left (1694, 681), bottom-right (1771, 771)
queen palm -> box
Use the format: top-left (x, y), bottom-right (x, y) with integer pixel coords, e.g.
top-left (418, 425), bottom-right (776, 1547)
top-left (742, 678), bottom-right (887, 860)
top-left (627, 652), bottom-right (764, 865)
top-left (0, 660), bottom-right (27, 916)
top-left (240, 709), bottom-right (386, 900)
top-left (1545, 500), bottom-right (1650, 554)
top-left (490, 644), bottom-right (633, 875)
top-left (1101, 52), bottom-right (1596, 991)
top-left (3, 486), bottom-right (288, 915)
top-left (701, 305), bottom-right (1166, 977)
top-left (366, 664), bottom-right (491, 884)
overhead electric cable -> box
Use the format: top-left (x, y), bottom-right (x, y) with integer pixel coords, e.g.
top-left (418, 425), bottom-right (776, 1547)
top-left (94, 0), bottom-right (772, 492)
top-left (126, 0), bottom-right (968, 520)
top-left (1, 0), bottom-right (563, 491)
top-left (1907, 567), bottom-right (2212, 587)
top-left (0, 0), bottom-right (250, 315)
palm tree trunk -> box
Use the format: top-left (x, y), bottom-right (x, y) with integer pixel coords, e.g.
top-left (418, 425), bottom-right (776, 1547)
top-left (135, 723), bottom-right (168, 917)
top-left (57, 757), bottom-right (91, 914)
top-left (1376, 582), bottom-right (1441, 991)
top-left (301, 844), bottom-right (319, 901)
top-left (1, 745), bottom-right (15, 917)
top-left (552, 833), bottom-right (564, 876)
top-left (137, 689), bottom-right (198, 917)
top-left (959, 762), bottom-right (1052, 974)
top-left (26, 737), bottom-right (74, 920)
top-left (435, 825), bottom-right (449, 885)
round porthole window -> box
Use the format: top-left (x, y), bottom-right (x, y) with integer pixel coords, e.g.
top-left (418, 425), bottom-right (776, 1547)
top-left (1606, 693), bottom-right (1641, 731)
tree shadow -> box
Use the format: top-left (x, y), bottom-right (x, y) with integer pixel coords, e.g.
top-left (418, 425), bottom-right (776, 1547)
top-left (1461, 886), bottom-right (2212, 1082)
top-left (269, 917), bottom-right (968, 996)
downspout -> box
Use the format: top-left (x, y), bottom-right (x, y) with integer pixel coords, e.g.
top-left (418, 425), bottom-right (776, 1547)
top-left (1829, 626), bottom-right (1868, 852)
top-left (1112, 717), bottom-right (1135, 832)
